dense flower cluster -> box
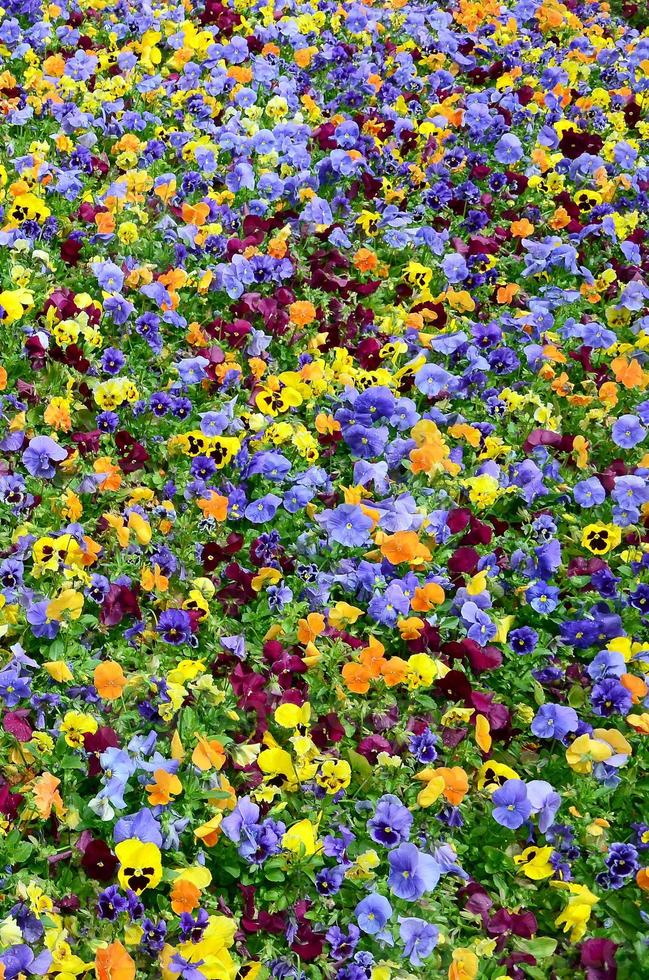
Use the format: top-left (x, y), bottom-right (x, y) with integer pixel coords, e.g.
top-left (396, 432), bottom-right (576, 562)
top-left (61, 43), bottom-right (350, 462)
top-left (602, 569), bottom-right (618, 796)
top-left (0, 0), bottom-right (648, 976)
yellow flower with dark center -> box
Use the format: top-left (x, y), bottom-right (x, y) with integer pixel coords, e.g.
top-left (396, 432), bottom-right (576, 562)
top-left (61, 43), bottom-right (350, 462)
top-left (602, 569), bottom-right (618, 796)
top-left (255, 385), bottom-right (302, 417)
top-left (316, 759), bottom-right (351, 794)
top-left (514, 845), bottom-right (555, 880)
top-left (5, 192), bottom-right (51, 225)
top-left (257, 745), bottom-right (297, 781)
top-left (477, 761), bottom-right (520, 792)
top-left (115, 838), bottom-right (162, 894)
top-left (182, 430), bottom-right (209, 457)
top-left (60, 710), bottom-right (98, 748)
top-left (209, 435), bottom-right (240, 467)
top-left (581, 522), bottom-right (621, 555)
top-left (0, 288), bottom-right (34, 323)
top-left (32, 536), bottom-right (60, 571)
top-left (573, 189), bottom-right (601, 212)
top-left (404, 261), bottom-right (432, 289)
top-left (356, 209), bottom-right (381, 235)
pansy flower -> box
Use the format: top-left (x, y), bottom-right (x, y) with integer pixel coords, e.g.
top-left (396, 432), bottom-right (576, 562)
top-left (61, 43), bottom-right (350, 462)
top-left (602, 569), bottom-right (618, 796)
top-left (114, 839), bottom-right (162, 895)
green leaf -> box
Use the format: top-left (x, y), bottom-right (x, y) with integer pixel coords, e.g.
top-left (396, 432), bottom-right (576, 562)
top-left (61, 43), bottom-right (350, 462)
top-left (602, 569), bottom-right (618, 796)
top-left (345, 748), bottom-right (372, 780)
top-left (513, 937), bottom-right (558, 958)
top-left (532, 679), bottom-right (546, 705)
top-left (567, 684), bottom-right (585, 707)
top-left (12, 842), bottom-right (33, 862)
top-left (606, 895), bottom-right (644, 936)
top-left (264, 868), bottom-right (285, 882)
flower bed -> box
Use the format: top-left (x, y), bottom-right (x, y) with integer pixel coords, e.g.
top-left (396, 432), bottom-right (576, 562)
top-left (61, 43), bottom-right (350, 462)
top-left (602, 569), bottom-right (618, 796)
top-left (0, 0), bottom-right (648, 977)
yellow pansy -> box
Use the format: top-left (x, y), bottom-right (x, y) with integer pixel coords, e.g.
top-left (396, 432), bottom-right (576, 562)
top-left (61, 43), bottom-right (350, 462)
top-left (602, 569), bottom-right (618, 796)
top-left (251, 566), bottom-right (283, 592)
top-left (0, 916), bottom-right (22, 946)
top-left (46, 589), bottom-right (84, 622)
top-left (24, 883), bottom-right (53, 915)
top-left (6, 192), bottom-right (50, 224)
top-left (328, 601), bottom-right (363, 628)
top-left (315, 759), bottom-right (351, 794)
top-left (282, 819), bottom-right (319, 857)
top-left (565, 734), bottom-right (612, 773)
top-left (608, 635), bottom-right (649, 666)
top-left (553, 882), bottom-right (598, 942)
top-left (161, 915), bottom-right (237, 980)
top-left (441, 707), bottom-right (475, 726)
top-left (347, 849), bottom-right (380, 880)
top-left (477, 761), bottom-right (520, 792)
top-left (59, 711), bottom-right (97, 748)
top-left (168, 659), bottom-right (206, 685)
top-left (257, 746), bottom-right (298, 786)
top-left (115, 839), bottom-right (163, 894)
top-left (274, 702), bottom-right (311, 729)
top-left (581, 522), bottom-right (621, 555)
top-left (255, 384), bottom-right (302, 417)
top-left (182, 589), bottom-right (209, 618)
top-left (514, 846), bottom-right (555, 880)
top-left (30, 732), bottom-right (54, 755)
top-left (43, 661), bottom-right (73, 683)
top-left (406, 653), bottom-right (446, 689)
top-left (463, 474), bottom-right (502, 508)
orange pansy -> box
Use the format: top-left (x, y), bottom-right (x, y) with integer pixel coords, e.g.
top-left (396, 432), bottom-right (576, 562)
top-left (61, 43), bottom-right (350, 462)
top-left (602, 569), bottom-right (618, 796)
top-left (475, 714), bottom-right (492, 754)
top-left (95, 942), bottom-right (135, 980)
top-left (32, 772), bottom-right (65, 819)
top-left (197, 492), bottom-right (228, 520)
top-left (341, 661), bottom-right (372, 694)
top-left (288, 301), bottom-right (317, 326)
top-left (170, 878), bottom-right (201, 915)
top-left (411, 582), bottom-right (445, 611)
top-left (192, 735), bottom-right (226, 772)
top-left (94, 661), bottom-right (127, 701)
top-left (380, 657), bottom-right (409, 687)
top-left (380, 530), bottom-right (431, 565)
top-left (146, 769), bottom-right (183, 805)
top-left (621, 673), bottom-right (648, 703)
top-left (297, 612), bottom-right (325, 644)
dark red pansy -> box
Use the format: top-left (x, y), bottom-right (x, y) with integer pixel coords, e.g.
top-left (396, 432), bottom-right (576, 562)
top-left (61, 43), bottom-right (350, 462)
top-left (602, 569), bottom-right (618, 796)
top-left (581, 938), bottom-right (618, 980)
top-left (448, 547), bottom-right (480, 575)
top-left (80, 838), bottom-right (118, 882)
top-left (115, 430), bottom-right (150, 473)
top-left (84, 726), bottom-right (120, 777)
top-left (447, 508), bottom-right (472, 533)
top-left (60, 238), bottom-right (84, 265)
top-left (0, 781), bottom-right (24, 818)
top-left (356, 735), bottom-right (392, 763)
top-left (72, 430), bottom-right (102, 454)
top-left (311, 713), bottom-right (344, 750)
top-left (100, 584), bottom-right (141, 627)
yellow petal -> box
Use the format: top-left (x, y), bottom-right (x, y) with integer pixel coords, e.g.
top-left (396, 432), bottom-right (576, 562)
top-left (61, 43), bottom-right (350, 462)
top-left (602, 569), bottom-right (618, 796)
top-left (43, 660), bottom-right (73, 682)
top-left (417, 775), bottom-right (445, 808)
top-left (170, 730), bottom-right (185, 761)
top-left (128, 511), bottom-right (152, 545)
top-left (475, 714), bottom-right (492, 753)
